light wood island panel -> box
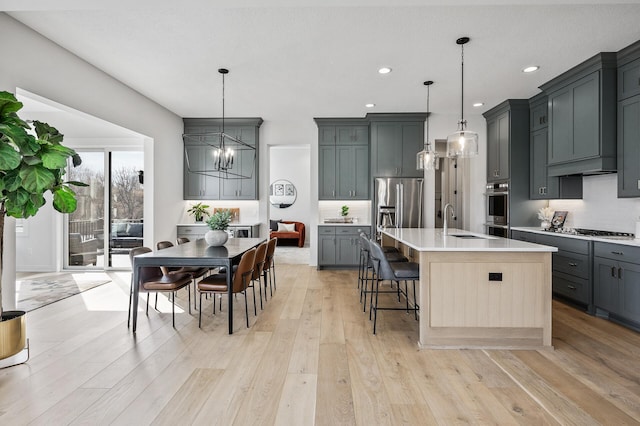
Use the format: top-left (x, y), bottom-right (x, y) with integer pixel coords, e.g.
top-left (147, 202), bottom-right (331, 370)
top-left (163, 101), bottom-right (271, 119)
top-left (382, 228), bottom-right (555, 350)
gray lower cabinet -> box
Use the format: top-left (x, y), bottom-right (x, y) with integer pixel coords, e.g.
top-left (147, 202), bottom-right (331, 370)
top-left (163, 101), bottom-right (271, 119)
top-left (183, 118), bottom-right (263, 200)
top-left (368, 113), bottom-right (426, 178)
top-left (593, 242), bottom-right (640, 329)
top-left (318, 226), bottom-right (369, 269)
top-left (512, 230), bottom-right (593, 312)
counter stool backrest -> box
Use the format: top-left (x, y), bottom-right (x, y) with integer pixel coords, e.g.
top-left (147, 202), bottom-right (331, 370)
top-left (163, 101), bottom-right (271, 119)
top-left (368, 239), bottom-right (395, 280)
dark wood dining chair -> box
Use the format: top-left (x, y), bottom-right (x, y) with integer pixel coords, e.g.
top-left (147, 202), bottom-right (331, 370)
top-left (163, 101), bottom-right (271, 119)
top-left (128, 247), bottom-right (193, 328)
top-left (157, 240), bottom-right (209, 311)
top-left (197, 247), bottom-right (257, 329)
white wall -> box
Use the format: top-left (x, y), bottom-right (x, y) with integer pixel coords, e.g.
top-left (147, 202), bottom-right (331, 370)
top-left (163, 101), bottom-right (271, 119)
top-left (269, 145), bottom-right (311, 245)
top-left (0, 13), bottom-right (183, 307)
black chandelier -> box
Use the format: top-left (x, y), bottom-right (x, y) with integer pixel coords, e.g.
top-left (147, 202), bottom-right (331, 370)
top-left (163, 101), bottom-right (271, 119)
top-left (183, 68), bottom-right (256, 179)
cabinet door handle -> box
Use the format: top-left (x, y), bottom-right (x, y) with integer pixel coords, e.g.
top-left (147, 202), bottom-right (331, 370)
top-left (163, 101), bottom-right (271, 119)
top-left (611, 266), bottom-right (617, 278)
top-left (568, 262), bottom-right (577, 267)
top-left (611, 251), bottom-right (624, 256)
top-left (353, 190), bottom-right (356, 197)
top-left (332, 190), bottom-right (335, 197)
top-left (618, 268), bottom-right (623, 279)
top-left (567, 285), bottom-right (577, 291)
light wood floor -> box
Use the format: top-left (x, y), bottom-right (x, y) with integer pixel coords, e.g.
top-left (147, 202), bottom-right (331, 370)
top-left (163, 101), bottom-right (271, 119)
top-left (2, 265), bottom-right (640, 425)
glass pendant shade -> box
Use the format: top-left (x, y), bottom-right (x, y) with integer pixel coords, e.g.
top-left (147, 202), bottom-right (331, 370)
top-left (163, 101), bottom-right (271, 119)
top-left (416, 145), bottom-right (439, 171)
top-left (446, 121), bottom-right (479, 158)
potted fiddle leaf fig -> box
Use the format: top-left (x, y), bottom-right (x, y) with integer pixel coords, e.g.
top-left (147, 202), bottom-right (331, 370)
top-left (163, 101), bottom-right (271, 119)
top-left (205, 209), bottom-right (232, 246)
top-left (0, 91), bottom-right (86, 363)
top-left (187, 202), bottom-right (210, 222)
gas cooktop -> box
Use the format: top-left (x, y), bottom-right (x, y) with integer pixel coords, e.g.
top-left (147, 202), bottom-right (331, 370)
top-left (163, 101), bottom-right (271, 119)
top-left (545, 228), bottom-right (635, 239)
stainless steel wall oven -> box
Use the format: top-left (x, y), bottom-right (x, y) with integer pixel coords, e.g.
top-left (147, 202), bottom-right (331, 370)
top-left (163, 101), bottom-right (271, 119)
top-left (486, 181), bottom-right (509, 233)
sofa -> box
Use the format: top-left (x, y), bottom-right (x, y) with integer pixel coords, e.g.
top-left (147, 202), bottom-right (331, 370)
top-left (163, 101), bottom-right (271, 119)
top-left (269, 220), bottom-right (305, 247)
top-left (110, 221), bottom-right (144, 249)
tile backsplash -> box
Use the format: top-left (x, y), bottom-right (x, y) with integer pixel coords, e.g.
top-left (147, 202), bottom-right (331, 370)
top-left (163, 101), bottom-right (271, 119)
top-left (549, 174), bottom-right (640, 233)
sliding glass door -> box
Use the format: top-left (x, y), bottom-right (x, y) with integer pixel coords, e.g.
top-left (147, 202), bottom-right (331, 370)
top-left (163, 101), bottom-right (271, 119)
top-left (66, 150), bottom-right (143, 269)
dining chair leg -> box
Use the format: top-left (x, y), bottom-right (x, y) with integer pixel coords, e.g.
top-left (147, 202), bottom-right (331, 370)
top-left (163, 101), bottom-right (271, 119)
top-left (187, 285), bottom-right (192, 315)
top-left (244, 290), bottom-right (249, 328)
top-left (127, 278), bottom-right (133, 328)
top-left (257, 277), bottom-right (263, 310)
top-left (193, 280), bottom-right (198, 311)
top-left (272, 260), bottom-right (276, 293)
top-left (172, 292), bottom-right (176, 328)
top-left (251, 285), bottom-right (257, 316)
top-left (198, 292), bottom-right (203, 328)
top-left (146, 294), bottom-right (150, 315)
top-left (155, 292), bottom-right (158, 309)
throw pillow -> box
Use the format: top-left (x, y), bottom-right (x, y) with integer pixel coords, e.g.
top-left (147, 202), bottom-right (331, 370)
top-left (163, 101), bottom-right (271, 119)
top-left (269, 219), bottom-right (281, 231)
top-left (277, 222), bottom-right (295, 232)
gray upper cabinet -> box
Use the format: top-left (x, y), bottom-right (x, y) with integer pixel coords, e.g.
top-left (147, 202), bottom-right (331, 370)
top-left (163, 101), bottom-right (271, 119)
top-left (315, 119), bottom-right (370, 200)
top-left (617, 40), bottom-right (640, 198)
top-left (483, 100), bottom-right (529, 184)
top-left (617, 96), bottom-right (640, 197)
top-left (368, 113), bottom-right (427, 178)
top-left (486, 110), bottom-right (510, 182)
top-left (183, 118), bottom-right (263, 200)
top-left (539, 52), bottom-right (617, 176)
top-left (528, 93), bottom-right (582, 200)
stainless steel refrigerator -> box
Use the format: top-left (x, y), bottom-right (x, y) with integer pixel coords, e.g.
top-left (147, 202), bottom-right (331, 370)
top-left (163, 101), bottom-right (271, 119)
top-left (374, 177), bottom-right (424, 231)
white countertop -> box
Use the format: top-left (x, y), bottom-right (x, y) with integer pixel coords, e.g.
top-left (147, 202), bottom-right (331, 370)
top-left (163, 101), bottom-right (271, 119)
top-left (512, 226), bottom-right (640, 247)
top-left (382, 228), bottom-right (557, 253)
top-left (177, 222), bottom-right (261, 227)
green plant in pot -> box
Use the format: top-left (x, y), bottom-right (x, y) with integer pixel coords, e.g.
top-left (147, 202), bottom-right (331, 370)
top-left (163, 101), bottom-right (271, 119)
top-left (341, 205), bottom-right (349, 218)
top-left (0, 91), bottom-right (86, 364)
top-left (205, 209), bottom-right (232, 246)
top-left (187, 202), bottom-right (210, 222)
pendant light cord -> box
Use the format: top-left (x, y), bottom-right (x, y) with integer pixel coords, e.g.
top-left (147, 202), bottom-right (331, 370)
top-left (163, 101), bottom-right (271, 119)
top-left (221, 71), bottom-right (225, 134)
top-left (460, 42), bottom-right (464, 125)
top-left (426, 83), bottom-right (430, 149)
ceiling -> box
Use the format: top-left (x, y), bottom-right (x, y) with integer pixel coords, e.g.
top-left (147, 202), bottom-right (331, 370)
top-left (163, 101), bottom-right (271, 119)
top-left (4, 1), bottom-right (640, 130)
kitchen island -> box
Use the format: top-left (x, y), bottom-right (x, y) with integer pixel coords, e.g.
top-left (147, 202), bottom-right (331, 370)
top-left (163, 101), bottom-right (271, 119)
top-left (381, 228), bottom-right (557, 350)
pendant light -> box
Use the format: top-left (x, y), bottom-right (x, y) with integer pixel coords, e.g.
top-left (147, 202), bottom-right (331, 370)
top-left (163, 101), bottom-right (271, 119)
top-left (446, 37), bottom-right (479, 158)
top-left (182, 68), bottom-right (256, 180)
top-left (416, 80), bottom-right (439, 171)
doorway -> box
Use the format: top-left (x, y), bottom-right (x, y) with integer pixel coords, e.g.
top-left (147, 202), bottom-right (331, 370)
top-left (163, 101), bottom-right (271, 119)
top-left (66, 150), bottom-right (144, 269)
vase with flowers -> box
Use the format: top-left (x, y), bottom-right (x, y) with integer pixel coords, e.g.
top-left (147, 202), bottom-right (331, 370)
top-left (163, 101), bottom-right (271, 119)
top-left (537, 206), bottom-right (554, 230)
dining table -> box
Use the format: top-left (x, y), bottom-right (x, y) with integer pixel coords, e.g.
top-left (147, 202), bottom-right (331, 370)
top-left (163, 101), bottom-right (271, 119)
top-left (130, 237), bottom-right (266, 334)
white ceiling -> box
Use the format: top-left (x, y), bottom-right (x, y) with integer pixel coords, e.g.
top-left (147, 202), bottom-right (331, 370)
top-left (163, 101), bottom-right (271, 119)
top-left (5, 1), bottom-right (640, 129)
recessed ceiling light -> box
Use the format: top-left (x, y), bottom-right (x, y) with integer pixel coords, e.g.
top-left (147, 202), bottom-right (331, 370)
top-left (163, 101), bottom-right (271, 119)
top-left (365, 103), bottom-right (375, 108)
top-left (523, 65), bottom-right (540, 73)
top-left (378, 67), bottom-right (392, 74)
top-left (473, 102), bottom-right (484, 107)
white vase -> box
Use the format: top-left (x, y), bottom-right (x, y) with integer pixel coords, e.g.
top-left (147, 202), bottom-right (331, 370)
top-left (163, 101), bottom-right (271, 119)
top-left (205, 230), bottom-right (228, 246)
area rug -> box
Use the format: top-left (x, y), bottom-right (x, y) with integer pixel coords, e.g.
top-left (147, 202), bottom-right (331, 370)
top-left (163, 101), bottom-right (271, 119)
top-left (274, 245), bottom-right (310, 265)
top-left (16, 274), bottom-right (111, 312)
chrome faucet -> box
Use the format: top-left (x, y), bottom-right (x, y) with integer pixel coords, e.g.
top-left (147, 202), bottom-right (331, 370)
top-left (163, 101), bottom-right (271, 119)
top-left (443, 203), bottom-right (455, 235)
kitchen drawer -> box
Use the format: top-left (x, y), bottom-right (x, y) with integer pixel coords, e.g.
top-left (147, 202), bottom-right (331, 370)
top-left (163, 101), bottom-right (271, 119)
top-left (553, 251), bottom-right (590, 279)
top-left (535, 233), bottom-right (590, 255)
top-left (593, 241), bottom-right (640, 262)
top-left (511, 230), bottom-right (537, 243)
top-left (336, 226), bottom-right (369, 237)
top-left (553, 271), bottom-right (590, 305)
top-left (177, 225), bottom-right (207, 238)
top-left (318, 226), bottom-right (336, 235)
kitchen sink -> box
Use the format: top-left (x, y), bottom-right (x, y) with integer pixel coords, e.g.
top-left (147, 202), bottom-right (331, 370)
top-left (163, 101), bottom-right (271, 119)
top-left (448, 234), bottom-right (487, 239)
